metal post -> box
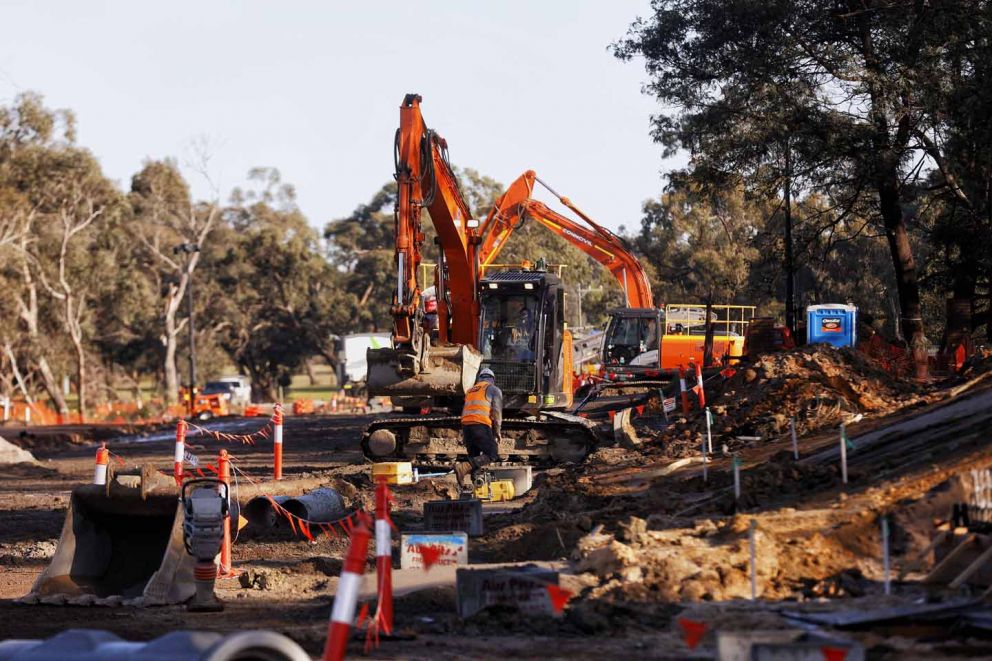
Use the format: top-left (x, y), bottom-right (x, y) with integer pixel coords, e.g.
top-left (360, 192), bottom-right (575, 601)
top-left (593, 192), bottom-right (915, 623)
top-left (749, 519), bottom-right (757, 600)
top-left (187, 257), bottom-right (197, 418)
top-left (839, 423), bottom-right (848, 485)
top-left (882, 516), bottom-right (891, 595)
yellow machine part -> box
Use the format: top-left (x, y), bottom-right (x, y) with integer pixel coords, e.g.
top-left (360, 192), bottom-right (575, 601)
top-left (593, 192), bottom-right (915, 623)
top-left (474, 479), bottom-right (516, 502)
top-left (372, 461), bottom-right (415, 485)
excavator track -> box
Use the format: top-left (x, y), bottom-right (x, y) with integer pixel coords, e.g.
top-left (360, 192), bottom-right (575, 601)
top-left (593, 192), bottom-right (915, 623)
top-left (361, 412), bottom-right (601, 466)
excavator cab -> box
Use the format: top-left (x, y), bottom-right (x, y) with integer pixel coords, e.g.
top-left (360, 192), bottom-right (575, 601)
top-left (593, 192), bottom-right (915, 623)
top-left (478, 268), bottom-right (570, 411)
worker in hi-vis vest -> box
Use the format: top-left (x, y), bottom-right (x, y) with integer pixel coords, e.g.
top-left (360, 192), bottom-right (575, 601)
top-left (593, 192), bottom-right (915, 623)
top-left (453, 368), bottom-right (503, 487)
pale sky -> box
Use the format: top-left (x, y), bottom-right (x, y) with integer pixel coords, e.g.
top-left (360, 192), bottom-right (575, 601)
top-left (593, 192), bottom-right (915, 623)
top-left (0, 1), bottom-right (683, 233)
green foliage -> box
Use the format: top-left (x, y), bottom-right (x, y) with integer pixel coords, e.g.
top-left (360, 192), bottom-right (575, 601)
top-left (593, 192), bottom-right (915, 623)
top-left (216, 172), bottom-right (351, 400)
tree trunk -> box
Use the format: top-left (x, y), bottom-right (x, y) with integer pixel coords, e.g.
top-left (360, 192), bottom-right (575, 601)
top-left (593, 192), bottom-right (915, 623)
top-left (877, 172), bottom-right (928, 379)
top-left (703, 295), bottom-right (715, 367)
top-left (75, 341), bottom-right (87, 422)
top-left (35, 356), bottom-right (68, 415)
top-left (162, 283), bottom-right (183, 405)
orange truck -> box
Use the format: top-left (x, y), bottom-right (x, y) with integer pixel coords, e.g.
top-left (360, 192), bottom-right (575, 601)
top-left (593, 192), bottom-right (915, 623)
top-left (179, 388), bottom-right (230, 420)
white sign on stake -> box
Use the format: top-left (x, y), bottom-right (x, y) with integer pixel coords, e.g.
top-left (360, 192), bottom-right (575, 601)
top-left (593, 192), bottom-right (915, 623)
top-left (733, 455), bottom-right (742, 502)
top-left (705, 407), bottom-right (714, 454)
top-left (882, 516), bottom-right (891, 595)
top-left (183, 450), bottom-right (200, 468)
top-left (839, 423), bottom-right (849, 485)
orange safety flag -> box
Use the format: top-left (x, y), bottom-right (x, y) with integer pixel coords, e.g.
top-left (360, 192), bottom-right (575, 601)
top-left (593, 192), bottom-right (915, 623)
top-left (678, 617), bottom-right (707, 650)
top-left (356, 602), bottom-right (370, 629)
top-left (545, 584), bottom-right (573, 614)
top-left (299, 520), bottom-right (314, 542)
top-left (237, 514), bottom-right (249, 531)
top-left (416, 544), bottom-right (443, 572)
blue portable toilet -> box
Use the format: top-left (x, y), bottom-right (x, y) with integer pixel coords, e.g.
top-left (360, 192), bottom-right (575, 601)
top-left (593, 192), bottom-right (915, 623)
top-left (806, 304), bottom-right (858, 348)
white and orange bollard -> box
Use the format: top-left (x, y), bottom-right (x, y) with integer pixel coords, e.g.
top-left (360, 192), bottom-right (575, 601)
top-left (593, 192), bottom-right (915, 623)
top-left (375, 478), bottom-right (393, 634)
top-left (323, 512), bottom-right (372, 661)
top-left (678, 365), bottom-right (690, 415)
top-left (174, 419), bottom-right (187, 485)
top-left (273, 403), bottom-right (284, 481)
top-left (694, 360), bottom-right (706, 408)
top-left (218, 449), bottom-right (235, 578)
top-left (93, 443), bottom-right (110, 486)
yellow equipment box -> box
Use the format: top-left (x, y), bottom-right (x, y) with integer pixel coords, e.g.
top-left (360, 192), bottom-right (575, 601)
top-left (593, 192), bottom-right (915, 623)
top-left (474, 479), bottom-right (516, 502)
top-left (372, 461), bottom-right (415, 485)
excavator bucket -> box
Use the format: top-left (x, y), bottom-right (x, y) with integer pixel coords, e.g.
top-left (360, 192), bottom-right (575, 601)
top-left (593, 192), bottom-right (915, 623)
top-left (367, 342), bottom-right (482, 398)
top-left (23, 465), bottom-right (196, 606)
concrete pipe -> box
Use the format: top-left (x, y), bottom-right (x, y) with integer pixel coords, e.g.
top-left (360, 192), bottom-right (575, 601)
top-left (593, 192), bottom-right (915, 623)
top-left (243, 495), bottom-right (292, 528)
top-left (282, 488), bottom-right (347, 523)
top-left (0, 629), bottom-right (309, 661)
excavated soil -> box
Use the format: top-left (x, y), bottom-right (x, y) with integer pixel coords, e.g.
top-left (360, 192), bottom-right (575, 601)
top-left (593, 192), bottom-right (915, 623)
top-left (1, 363), bottom-right (992, 658)
top-left (639, 345), bottom-right (930, 459)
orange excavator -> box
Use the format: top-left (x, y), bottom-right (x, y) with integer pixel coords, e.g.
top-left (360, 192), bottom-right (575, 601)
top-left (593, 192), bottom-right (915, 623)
top-left (363, 94), bottom-right (598, 464)
top-left (476, 171), bottom-right (750, 385)
top-left (478, 170), bottom-right (653, 310)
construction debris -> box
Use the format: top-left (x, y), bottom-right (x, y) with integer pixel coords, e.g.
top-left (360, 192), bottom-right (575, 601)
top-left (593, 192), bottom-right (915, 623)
top-left (641, 346), bottom-right (925, 458)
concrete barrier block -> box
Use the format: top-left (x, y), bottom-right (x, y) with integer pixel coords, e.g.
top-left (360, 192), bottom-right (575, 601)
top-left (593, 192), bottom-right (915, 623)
top-left (455, 565), bottom-right (558, 618)
top-left (424, 499), bottom-right (483, 536)
top-left (717, 630), bottom-right (864, 661)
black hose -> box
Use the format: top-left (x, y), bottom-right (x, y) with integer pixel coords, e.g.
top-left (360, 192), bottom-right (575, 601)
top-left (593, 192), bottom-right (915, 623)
top-left (420, 129), bottom-right (437, 207)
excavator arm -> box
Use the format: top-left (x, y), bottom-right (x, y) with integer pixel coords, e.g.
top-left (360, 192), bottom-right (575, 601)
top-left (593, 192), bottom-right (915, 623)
top-left (367, 94), bottom-right (482, 398)
top-left (393, 93), bottom-right (478, 347)
top-left (478, 170), bottom-right (653, 308)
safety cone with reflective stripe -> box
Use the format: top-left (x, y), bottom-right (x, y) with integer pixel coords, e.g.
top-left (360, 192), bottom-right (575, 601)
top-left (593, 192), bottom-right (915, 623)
top-left (323, 512), bottom-right (372, 661)
top-left (693, 360), bottom-right (705, 408)
top-left (174, 419), bottom-right (187, 485)
top-left (93, 443), bottom-right (110, 486)
top-left (374, 478), bottom-right (393, 634)
top-left (678, 365), bottom-right (690, 415)
top-left (273, 403), bottom-right (284, 481)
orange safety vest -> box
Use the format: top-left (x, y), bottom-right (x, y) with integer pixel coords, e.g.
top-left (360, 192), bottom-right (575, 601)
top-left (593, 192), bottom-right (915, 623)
top-left (461, 381), bottom-right (492, 427)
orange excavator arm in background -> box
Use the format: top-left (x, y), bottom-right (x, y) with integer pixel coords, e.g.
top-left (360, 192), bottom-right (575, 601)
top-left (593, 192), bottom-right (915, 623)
top-left (478, 170), bottom-right (654, 309)
top-left (393, 94), bottom-right (478, 348)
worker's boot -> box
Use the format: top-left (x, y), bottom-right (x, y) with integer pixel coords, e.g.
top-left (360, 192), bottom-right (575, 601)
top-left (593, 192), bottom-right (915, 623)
top-left (453, 461), bottom-right (474, 488)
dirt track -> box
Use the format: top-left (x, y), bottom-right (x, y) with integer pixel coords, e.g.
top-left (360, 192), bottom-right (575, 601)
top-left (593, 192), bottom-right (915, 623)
top-left (1, 378), bottom-right (992, 658)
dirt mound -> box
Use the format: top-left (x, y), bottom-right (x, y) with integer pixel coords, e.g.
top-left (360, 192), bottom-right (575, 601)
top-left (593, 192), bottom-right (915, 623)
top-left (572, 514), bottom-right (864, 603)
top-left (0, 436), bottom-right (36, 464)
top-left (643, 346), bottom-right (923, 457)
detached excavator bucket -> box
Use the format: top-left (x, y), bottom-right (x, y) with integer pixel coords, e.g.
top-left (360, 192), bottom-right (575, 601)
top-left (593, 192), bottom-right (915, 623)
top-left (367, 342), bottom-right (482, 398)
top-left (24, 465), bottom-right (196, 606)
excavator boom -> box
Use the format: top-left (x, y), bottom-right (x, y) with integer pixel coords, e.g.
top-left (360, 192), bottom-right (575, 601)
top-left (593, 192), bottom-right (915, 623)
top-left (366, 94), bottom-right (482, 399)
top-left (478, 171), bottom-right (653, 309)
